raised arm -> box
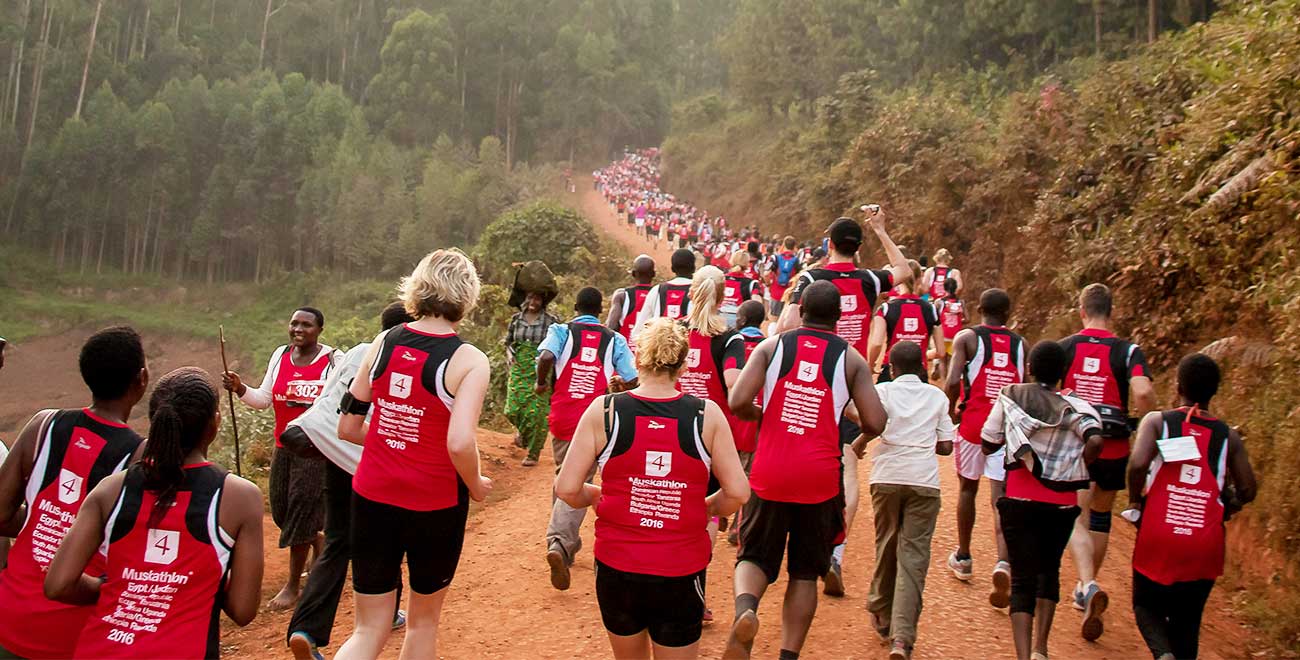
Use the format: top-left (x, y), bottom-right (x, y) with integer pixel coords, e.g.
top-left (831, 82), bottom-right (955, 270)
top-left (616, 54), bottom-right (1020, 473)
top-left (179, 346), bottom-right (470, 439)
top-left (219, 475), bottom-right (266, 626)
top-left (702, 401), bottom-right (749, 517)
top-left (866, 210), bottom-right (910, 288)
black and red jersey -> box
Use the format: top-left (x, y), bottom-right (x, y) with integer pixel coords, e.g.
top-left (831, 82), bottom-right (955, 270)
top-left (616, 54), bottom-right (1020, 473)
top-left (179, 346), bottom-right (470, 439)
top-left (749, 329), bottom-right (850, 504)
top-left (937, 296), bottom-right (965, 341)
top-left (928, 266), bottom-right (952, 299)
top-left (1133, 408), bottom-right (1229, 585)
top-left (877, 294), bottom-right (939, 364)
top-left (720, 274), bottom-right (760, 318)
top-left (676, 329), bottom-right (746, 430)
top-left (1061, 328), bottom-right (1149, 457)
top-left (74, 463), bottom-right (232, 659)
top-left (657, 283), bottom-right (691, 320)
top-left (0, 408), bottom-right (143, 659)
top-left (617, 284), bottom-right (653, 342)
top-left (790, 263), bottom-right (893, 356)
top-left (958, 326), bottom-right (1026, 443)
top-left (594, 392), bottom-right (711, 577)
top-left (354, 325), bottom-right (464, 511)
top-left (548, 322), bottom-right (618, 441)
top-left (731, 331), bottom-right (765, 453)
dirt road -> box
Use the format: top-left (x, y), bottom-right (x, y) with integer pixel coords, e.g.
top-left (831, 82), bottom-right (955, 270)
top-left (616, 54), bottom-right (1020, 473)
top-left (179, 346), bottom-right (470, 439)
top-left (0, 180), bottom-right (1253, 658)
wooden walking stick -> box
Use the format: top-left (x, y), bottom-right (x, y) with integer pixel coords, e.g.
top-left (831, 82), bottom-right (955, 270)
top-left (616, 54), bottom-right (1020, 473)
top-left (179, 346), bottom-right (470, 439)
top-left (219, 325), bottom-right (243, 477)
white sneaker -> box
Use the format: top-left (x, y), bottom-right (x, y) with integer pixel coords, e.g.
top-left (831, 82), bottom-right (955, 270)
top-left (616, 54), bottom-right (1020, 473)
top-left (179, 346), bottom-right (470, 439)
top-left (947, 550), bottom-right (973, 582)
top-left (989, 561), bottom-right (1011, 609)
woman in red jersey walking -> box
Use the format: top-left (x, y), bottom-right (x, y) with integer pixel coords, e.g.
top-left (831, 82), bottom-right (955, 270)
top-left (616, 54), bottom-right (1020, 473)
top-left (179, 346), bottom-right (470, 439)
top-left (45, 367), bottom-right (265, 660)
top-left (556, 318), bottom-right (750, 659)
top-left (335, 249), bottom-right (493, 660)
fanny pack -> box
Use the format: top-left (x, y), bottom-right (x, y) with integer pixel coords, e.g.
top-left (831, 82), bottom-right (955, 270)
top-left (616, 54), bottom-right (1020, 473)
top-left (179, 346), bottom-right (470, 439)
top-left (1094, 403), bottom-right (1131, 439)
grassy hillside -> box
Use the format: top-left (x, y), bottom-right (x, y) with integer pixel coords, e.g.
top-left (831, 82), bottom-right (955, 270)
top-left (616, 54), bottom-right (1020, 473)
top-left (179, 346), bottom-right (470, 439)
top-left (664, 1), bottom-right (1300, 650)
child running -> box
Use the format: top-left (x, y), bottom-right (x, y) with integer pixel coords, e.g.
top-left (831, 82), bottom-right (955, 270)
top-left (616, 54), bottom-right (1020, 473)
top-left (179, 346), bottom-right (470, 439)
top-left (555, 318), bottom-right (750, 659)
top-left (44, 367), bottom-right (265, 659)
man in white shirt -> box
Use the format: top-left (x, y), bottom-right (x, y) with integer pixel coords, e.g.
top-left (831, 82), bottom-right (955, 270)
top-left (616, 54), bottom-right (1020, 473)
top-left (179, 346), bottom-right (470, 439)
top-left (863, 342), bottom-right (955, 660)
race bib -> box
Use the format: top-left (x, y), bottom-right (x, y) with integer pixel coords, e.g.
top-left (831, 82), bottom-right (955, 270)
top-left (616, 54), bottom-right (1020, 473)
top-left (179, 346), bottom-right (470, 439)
top-left (903, 318), bottom-right (919, 332)
top-left (286, 379), bottom-right (325, 405)
top-left (840, 295), bottom-right (858, 313)
top-left (797, 360), bottom-right (819, 383)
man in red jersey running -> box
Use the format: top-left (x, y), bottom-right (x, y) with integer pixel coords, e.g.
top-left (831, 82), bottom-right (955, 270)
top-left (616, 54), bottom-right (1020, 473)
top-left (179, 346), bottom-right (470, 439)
top-left (1126, 353), bottom-right (1255, 660)
top-left (723, 281), bottom-right (887, 660)
top-left (1062, 283), bottom-right (1156, 641)
top-left (606, 255), bottom-right (657, 346)
top-left (538, 287), bottom-right (639, 590)
top-left (0, 327), bottom-right (149, 659)
top-left (942, 289), bottom-right (1025, 608)
top-left (776, 210), bottom-right (911, 596)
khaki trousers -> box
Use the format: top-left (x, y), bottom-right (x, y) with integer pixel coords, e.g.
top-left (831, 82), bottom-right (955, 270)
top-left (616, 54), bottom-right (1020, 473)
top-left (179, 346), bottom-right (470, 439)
top-left (866, 483), bottom-right (942, 645)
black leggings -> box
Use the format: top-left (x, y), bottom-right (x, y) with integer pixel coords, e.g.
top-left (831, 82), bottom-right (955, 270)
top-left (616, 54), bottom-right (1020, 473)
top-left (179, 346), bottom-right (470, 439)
top-left (997, 498), bottom-right (1079, 614)
top-left (1132, 571), bottom-right (1214, 660)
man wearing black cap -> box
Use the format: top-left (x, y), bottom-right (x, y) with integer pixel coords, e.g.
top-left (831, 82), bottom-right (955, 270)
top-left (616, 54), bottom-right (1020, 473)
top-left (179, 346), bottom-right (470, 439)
top-left (630, 248), bottom-right (697, 342)
top-left (776, 207), bottom-right (912, 597)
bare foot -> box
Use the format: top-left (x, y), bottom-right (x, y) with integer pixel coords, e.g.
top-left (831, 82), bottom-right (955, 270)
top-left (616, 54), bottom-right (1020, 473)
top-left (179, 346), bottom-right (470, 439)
top-left (267, 584), bottom-right (300, 611)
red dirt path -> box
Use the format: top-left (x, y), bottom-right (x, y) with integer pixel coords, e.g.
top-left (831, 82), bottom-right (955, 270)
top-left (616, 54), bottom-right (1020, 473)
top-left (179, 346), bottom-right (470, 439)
top-left (0, 180), bottom-right (1254, 658)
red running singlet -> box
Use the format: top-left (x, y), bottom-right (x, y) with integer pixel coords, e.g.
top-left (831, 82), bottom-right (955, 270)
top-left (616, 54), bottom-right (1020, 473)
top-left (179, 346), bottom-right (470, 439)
top-left (790, 263), bottom-right (893, 357)
top-left (74, 464), bottom-right (233, 660)
top-left (958, 326), bottom-right (1025, 444)
top-left (353, 325), bottom-right (464, 511)
top-left (1061, 329), bottom-right (1149, 459)
top-left (928, 266), bottom-right (951, 299)
top-left (594, 392), bottom-right (712, 577)
top-left (878, 294), bottom-right (938, 365)
top-left (720, 274), bottom-right (759, 319)
top-left (938, 297), bottom-right (965, 341)
top-left (676, 329), bottom-right (746, 421)
top-left (731, 332), bottom-right (765, 453)
top-left (748, 329), bottom-right (850, 504)
top-left (617, 284), bottom-right (653, 342)
top-left (1132, 409), bottom-right (1229, 585)
top-left (547, 322), bottom-right (617, 441)
top-left (0, 409), bottom-right (143, 659)
top-left (269, 345), bottom-right (334, 447)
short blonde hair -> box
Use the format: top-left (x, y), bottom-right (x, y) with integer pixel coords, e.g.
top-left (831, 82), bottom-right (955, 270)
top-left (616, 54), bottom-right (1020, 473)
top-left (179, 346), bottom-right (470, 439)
top-left (933, 248), bottom-right (952, 265)
top-left (399, 249), bottom-right (481, 322)
top-left (731, 251), bottom-right (750, 269)
top-left (636, 318), bottom-right (690, 377)
top-left (686, 265), bottom-right (728, 337)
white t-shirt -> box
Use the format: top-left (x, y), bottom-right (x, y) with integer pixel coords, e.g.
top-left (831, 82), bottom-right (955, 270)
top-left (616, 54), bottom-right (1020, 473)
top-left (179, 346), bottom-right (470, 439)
top-left (869, 374), bottom-right (956, 489)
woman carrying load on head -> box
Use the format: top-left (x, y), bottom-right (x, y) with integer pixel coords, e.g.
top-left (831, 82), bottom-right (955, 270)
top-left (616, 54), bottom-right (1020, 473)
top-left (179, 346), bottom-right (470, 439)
top-left (503, 261), bottom-right (561, 467)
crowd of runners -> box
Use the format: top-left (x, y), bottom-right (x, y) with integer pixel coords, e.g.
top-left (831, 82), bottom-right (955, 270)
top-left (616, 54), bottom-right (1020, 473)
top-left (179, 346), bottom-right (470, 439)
top-left (0, 149), bottom-right (1258, 660)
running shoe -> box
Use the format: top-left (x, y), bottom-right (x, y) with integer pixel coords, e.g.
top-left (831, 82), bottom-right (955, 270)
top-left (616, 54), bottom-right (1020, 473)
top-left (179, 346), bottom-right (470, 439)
top-left (288, 632), bottom-right (324, 660)
top-left (1081, 582), bottom-right (1108, 642)
top-left (889, 639), bottom-right (912, 660)
top-left (521, 457), bottom-right (538, 467)
top-left (392, 608), bottom-right (407, 630)
top-left (823, 558), bottom-right (845, 597)
top-left (1072, 581), bottom-right (1087, 611)
top-left (702, 607), bottom-right (714, 624)
top-left (546, 543), bottom-right (571, 591)
top-left (947, 550), bottom-right (973, 582)
top-left (722, 609), bottom-right (759, 660)
top-left (989, 561), bottom-right (1011, 609)
top-left (1031, 652), bottom-right (1049, 660)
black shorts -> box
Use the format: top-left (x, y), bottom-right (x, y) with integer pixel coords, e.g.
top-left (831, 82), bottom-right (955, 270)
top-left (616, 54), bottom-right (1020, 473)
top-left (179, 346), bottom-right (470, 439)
top-left (838, 418), bottom-right (860, 446)
top-left (736, 492), bottom-right (844, 583)
top-left (1088, 456), bottom-right (1128, 492)
top-left (350, 485), bottom-right (470, 595)
top-left (596, 561), bottom-right (706, 647)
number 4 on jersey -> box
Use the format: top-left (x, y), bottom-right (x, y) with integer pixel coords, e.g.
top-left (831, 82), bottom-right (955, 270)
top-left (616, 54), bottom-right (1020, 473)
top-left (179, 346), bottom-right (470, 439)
top-left (645, 451), bottom-right (672, 477)
top-left (145, 529), bottom-right (181, 566)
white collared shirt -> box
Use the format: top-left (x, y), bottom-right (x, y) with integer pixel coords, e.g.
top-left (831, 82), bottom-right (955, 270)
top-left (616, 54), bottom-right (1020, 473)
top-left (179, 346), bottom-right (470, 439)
top-left (630, 276), bottom-right (693, 341)
top-left (870, 374), bottom-right (956, 489)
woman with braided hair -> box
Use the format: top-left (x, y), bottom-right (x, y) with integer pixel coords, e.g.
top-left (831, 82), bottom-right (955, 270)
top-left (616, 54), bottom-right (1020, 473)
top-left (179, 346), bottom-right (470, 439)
top-left (46, 367), bottom-right (265, 659)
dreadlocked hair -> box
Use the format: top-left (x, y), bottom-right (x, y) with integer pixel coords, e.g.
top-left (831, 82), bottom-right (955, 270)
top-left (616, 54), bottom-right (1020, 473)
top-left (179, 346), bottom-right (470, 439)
top-left (686, 265), bottom-right (728, 337)
top-left (141, 367), bottom-right (218, 526)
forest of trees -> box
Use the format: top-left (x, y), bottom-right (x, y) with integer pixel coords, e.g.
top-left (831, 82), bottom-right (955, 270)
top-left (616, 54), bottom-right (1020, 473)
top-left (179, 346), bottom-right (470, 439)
top-left (0, 0), bottom-right (1218, 283)
top-left (0, 0), bottom-right (734, 281)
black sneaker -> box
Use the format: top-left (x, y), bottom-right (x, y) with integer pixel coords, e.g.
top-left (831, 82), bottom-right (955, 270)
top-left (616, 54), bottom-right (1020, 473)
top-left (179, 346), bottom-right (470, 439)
top-left (546, 544), bottom-right (571, 591)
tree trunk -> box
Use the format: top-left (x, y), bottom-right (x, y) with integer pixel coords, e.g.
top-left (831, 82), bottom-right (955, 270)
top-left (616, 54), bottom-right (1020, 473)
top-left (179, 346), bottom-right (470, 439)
top-left (175, 0), bottom-right (182, 37)
top-left (5, 0), bottom-right (51, 234)
top-left (459, 45), bottom-right (468, 139)
top-left (1093, 0), bottom-right (1103, 54)
top-left (1148, 0), bottom-right (1158, 43)
top-left (259, 0), bottom-right (273, 69)
top-left (73, 0), bottom-right (104, 121)
top-left (9, 0), bottom-right (32, 129)
top-left (141, 5), bottom-right (151, 59)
